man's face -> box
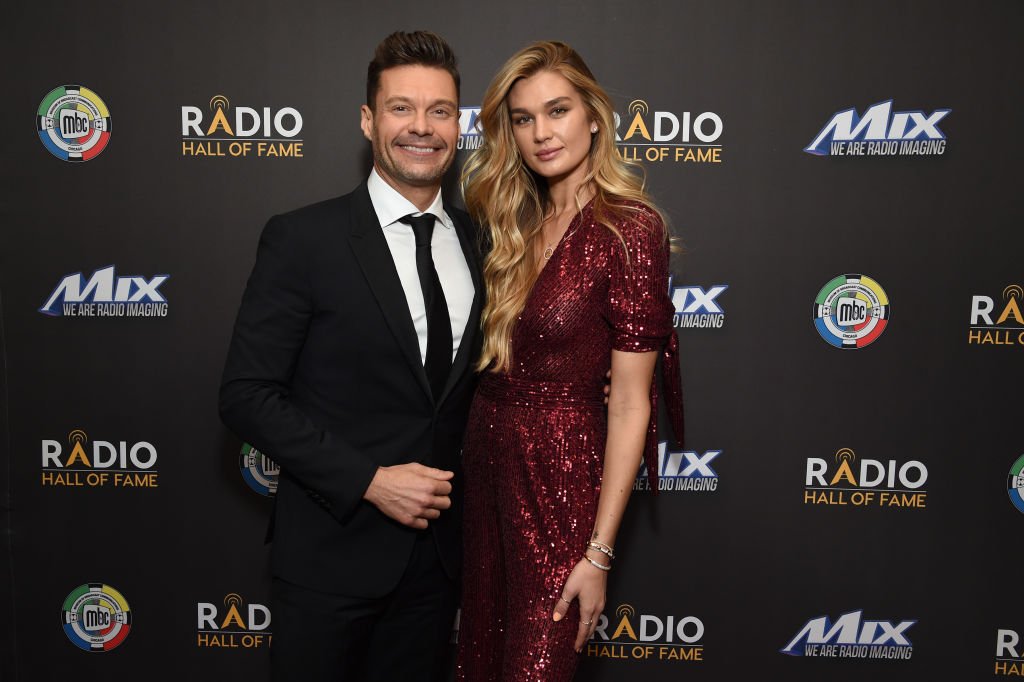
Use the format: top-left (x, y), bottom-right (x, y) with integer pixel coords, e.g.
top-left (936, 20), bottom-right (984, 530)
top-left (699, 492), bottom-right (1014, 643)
top-left (361, 65), bottom-right (459, 197)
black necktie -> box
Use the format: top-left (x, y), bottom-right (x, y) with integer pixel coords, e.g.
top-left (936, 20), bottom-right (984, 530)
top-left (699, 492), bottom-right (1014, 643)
top-left (399, 214), bottom-right (452, 400)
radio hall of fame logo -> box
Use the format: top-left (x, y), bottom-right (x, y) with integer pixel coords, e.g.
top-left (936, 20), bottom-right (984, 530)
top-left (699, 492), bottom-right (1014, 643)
top-left (805, 100), bottom-right (949, 157)
top-left (181, 95), bottom-right (304, 158)
top-left (61, 583), bottom-right (132, 652)
top-left (804, 448), bottom-right (927, 509)
top-left (635, 442), bottom-right (720, 492)
top-left (996, 628), bottom-right (1024, 676)
top-left (42, 429), bottom-right (159, 488)
top-left (670, 279), bottom-right (726, 329)
top-left (781, 610), bottom-right (915, 660)
top-left (37, 85), bottom-right (112, 162)
top-left (39, 265), bottom-right (169, 317)
top-left (240, 443), bottom-right (279, 496)
top-left (615, 100), bottom-right (722, 164)
top-left (969, 284), bottom-right (1024, 346)
top-left (813, 274), bottom-right (889, 349)
top-left (197, 593), bottom-right (272, 649)
top-left (587, 604), bottom-right (704, 663)
top-left (1008, 455), bottom-right (1024, 514)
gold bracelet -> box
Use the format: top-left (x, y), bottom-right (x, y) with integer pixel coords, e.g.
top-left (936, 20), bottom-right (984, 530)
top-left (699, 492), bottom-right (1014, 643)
top-left (583, 555), bottom-right (611, 572)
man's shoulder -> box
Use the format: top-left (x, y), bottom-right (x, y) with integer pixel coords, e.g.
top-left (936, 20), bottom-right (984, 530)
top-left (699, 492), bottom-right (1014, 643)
top-left (274, 189), bottom-right (360, 228)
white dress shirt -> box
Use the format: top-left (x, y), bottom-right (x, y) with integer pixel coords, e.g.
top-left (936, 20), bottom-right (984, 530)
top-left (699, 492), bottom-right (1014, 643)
top-left (367, 168), bottom-right (475, 365)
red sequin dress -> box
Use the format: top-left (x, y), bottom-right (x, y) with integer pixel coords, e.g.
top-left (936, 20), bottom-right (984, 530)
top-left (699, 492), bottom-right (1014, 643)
top-left (456, 203), bottom-right (684, 682)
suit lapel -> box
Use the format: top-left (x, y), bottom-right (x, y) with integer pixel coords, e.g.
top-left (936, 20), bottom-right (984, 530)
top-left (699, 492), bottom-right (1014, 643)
top-left (436, 209), bottom-right (483, 406)
top-left (346, 183), bottom-right (433, 401)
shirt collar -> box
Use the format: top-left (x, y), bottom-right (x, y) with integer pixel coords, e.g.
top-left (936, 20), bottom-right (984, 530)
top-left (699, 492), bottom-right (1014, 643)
top-left (367, 168), bottom-right (452, 230)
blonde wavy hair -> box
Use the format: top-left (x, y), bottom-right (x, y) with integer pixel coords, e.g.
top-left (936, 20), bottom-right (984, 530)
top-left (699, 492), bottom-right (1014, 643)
top-left (463, 41), bottom-right (667, 373)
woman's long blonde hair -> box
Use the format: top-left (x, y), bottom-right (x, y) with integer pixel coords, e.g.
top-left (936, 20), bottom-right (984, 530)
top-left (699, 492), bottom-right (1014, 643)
top-left (463, 41), bottom-right (667, 373)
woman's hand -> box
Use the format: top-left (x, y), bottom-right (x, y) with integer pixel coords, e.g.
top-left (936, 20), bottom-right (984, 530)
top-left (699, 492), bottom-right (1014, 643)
top-left (552, 554), bottom-right (608, 652)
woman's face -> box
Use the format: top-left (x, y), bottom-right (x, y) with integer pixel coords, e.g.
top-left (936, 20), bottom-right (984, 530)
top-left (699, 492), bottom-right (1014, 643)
top-left (506, 70), bottom-right (595, 189)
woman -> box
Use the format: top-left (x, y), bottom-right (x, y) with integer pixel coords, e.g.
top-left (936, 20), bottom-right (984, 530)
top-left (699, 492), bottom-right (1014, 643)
top-left (457, 41), bottom-right (684, 681)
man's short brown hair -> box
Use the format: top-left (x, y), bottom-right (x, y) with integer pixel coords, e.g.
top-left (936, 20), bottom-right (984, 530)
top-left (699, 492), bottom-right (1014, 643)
top-left (366, 31), bottom-right (460, 110)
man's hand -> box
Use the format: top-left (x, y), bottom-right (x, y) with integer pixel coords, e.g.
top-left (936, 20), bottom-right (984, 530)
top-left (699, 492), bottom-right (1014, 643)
top-left (362, 463), bottom-right (453, 529)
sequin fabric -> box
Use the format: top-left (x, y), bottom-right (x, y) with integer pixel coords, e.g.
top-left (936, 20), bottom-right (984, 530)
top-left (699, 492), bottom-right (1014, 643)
top-left (456, 202), bottom-right (683, 681)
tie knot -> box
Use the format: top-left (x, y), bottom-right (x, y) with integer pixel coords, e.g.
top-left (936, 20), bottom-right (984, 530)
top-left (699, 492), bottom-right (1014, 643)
top-left (400, 214), bottom-right (436, 248)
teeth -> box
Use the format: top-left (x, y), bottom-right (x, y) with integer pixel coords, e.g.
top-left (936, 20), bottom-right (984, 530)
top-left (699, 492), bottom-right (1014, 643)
top-left (400, 145), bottom-right (437, 154)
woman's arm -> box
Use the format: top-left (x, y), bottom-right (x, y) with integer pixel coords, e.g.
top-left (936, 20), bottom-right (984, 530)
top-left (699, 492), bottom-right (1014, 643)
top-left (552, 348), bottom-right (658, 651)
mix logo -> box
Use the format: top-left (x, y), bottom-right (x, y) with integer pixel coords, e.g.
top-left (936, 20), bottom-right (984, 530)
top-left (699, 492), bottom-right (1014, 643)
top-left (240, 443), bottom-right (279, 496)
top-left (804, 100), bottom-right (949, 157)
top-left (40, 266), bottom-right (169, 318)
top-left (61, 583), bottom-right (131, 652)
top-left (36, 85), bottom-right (112, 162)
top-left (181, 95), bottom-right (303, 158)
top-left (813, 274), bottom-right (889, 349)
top-left (781, 610), bottom-right (915, 660)
top-left (804, 448), bottom-right (927, 509)
top-left (1008, 455), bottom-right (1024, 515)
top-left (969, 284), bottom-right (1024, 346)
top-left (635, 442), bottom-right (720, 492)
top-left (42, 430), bottom-right (159, 488)
top-left (588, 604), bottom-right (704, 662)
top-left (197, 593), bottom-right (272, 649)
top-left (996, 628), bottom-right (1024, 676)
top-left (670, 280), bottom-right (726, 329)
top-left (458, 107), bottom-right (483, 151)
top-left (615, 99), bottom-right (723, 164)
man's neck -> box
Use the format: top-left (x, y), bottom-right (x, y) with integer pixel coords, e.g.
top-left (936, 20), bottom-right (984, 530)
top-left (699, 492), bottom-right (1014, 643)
top-left (374, 166), bottom-right (442, 213)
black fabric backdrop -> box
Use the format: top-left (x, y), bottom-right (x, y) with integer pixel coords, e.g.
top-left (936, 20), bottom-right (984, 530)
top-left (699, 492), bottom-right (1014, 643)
top-left (2, 1), bottom-right (1022, 680)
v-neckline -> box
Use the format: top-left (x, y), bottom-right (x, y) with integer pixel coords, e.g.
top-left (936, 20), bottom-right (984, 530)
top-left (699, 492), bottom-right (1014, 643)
top-left (535, 199), bottom-right (593, 278)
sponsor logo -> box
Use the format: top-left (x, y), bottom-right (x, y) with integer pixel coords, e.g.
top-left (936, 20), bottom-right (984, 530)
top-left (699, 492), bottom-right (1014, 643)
top-left (615, 99), bottom-right (723, 164)
top-left (996, 628), bottom-right (1024, 676)
top-left (587, 604), bottom-right (704, 662)
top-left (781, 610), bottom-right (914, 659)
top-left (61, 583), bottom-right (132, 652)
top-left (805, 100), bottom-right (949, 157)
top-left (670, 279), bottom-right (726, 329)
top-left (42, 429), bottom-right (159, 488)
top-left (969, 284), bottom-right (1024, 346)
top-left (181, 95), bottom-right (303, 158)
top-left (458, 107), bottom-right (483, 151)
top-left (240, 443), bottom-right (278, 496)
top-left (635, 442), bottom-right (720, 493)
top-left (804, 448), bottom-right (927, 509)
top-left (37, 85), bottom-right (112, 162)
top-left (39, 266), bottom-right (169, 317)
top-left (813, 274), bottom-right (889, 349)
top-left (1008, 455), bottom-right (1024, 514)
top-left (197, 594), bottom-right (272, 649)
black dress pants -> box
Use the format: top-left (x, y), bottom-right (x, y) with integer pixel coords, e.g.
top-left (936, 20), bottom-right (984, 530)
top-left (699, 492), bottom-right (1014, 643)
top-left (270, 531), bottom-right (458, 682)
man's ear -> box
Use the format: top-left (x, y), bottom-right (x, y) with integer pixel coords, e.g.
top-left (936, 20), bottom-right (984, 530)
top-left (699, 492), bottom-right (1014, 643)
top-left (360, 104), bottom-right (374, 142)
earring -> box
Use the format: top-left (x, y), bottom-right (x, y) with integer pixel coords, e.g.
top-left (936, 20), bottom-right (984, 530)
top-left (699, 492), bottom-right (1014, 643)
top-left (590, 124), bottom-right (598, 134)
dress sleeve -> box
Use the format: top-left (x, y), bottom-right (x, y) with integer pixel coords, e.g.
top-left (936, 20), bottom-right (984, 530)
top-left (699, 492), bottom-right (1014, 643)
top-left (603, 207), bottom-right (685, 493)
top-left (604, 207), bottom-right (674, 352)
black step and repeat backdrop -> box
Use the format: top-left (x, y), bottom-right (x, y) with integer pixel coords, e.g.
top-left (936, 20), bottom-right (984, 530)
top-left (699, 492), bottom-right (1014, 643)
top-left (2, 1), bottom-right (1022, 680)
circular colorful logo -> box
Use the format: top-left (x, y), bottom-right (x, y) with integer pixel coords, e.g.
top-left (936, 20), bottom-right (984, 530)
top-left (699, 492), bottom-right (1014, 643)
top-left (240, 443), bottom-right (279, 496)
top-left (61, 583), bottom-right (131, 652)
top-left (36, 85), bottom-right (112, 162)
top-left (813, 274), bottom-right (890, 349)
top-left (1008, 455), bottom-right (1024, 514)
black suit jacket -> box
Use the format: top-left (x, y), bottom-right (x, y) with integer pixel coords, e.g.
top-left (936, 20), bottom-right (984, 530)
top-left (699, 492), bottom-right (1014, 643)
top-left (219, 182), bottom-right (482, 597)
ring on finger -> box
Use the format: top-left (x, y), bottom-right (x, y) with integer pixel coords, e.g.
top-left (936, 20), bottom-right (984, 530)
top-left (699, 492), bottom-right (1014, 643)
top-left (582, 619), bottom-right (594, 626)
top-left (560, 595), bottom-right (571, 605)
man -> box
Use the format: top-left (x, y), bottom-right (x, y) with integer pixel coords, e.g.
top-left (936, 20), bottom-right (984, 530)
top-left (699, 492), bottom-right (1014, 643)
top-left (219, 31), bottom-right (480, 682)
